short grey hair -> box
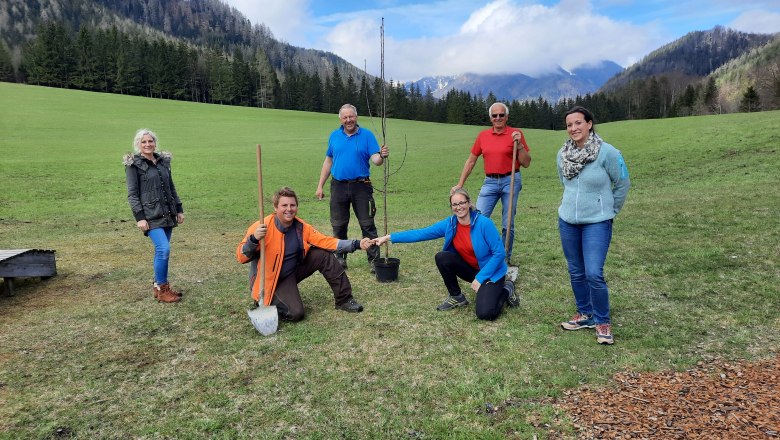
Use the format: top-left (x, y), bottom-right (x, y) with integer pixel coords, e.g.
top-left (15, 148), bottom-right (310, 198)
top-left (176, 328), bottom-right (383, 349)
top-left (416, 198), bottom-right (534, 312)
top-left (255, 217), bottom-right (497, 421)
top-left (487, 102), bottom-right (509, 117)
top-left (133, 128), bottom-right (158, 153)
top-left (338, 104), bottom-right (358, 118)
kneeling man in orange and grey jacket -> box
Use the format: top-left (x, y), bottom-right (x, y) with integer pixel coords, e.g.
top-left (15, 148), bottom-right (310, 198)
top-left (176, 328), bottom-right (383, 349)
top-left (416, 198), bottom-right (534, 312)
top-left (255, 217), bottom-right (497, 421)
top-left (236, 186), bottom-right (371, 322)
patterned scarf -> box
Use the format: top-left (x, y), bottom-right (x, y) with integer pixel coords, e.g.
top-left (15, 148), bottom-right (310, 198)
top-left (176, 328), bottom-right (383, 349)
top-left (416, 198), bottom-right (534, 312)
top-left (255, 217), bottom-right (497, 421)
top-left (560, 132), bottom-right (602, 180)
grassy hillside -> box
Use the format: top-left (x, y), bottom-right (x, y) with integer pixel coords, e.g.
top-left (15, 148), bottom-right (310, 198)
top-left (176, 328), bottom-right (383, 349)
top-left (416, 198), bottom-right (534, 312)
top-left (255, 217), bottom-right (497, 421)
top-left (1, 82), bottom-right (778, 438)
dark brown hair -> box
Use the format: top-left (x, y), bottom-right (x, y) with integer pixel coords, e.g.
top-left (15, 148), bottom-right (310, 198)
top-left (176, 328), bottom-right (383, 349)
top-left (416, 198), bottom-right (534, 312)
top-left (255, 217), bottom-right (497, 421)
top-left (272, 187), bottom-right (298, 207)
top-left (564, 106), bottom-right (596, 133)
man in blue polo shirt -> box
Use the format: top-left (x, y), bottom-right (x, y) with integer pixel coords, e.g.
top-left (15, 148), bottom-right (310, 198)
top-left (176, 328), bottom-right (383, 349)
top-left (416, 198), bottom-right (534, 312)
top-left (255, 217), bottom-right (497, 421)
top-left (316, 104), bottom-right (389, 272)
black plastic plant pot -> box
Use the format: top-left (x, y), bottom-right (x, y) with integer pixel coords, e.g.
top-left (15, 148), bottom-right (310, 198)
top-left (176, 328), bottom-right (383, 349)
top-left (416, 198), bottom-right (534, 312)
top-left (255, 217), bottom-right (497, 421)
top-left (374, 257), bottom-right (400, 282)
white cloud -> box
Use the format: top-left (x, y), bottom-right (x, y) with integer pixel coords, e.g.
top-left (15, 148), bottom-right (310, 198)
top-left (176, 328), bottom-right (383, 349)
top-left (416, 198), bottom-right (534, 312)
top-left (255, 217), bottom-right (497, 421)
top-left (323, 18), bottom-right (381, 72)
top-left (460, 0), bottom-right (510, 33)
top-left (323, 0), bottom-right (661, 82)
top-left (224, 0), bottom-right (313, 46)
top-left (223, 0), bottom-right (779, 84)
top-left (729, 10), bottom-right (780, 34)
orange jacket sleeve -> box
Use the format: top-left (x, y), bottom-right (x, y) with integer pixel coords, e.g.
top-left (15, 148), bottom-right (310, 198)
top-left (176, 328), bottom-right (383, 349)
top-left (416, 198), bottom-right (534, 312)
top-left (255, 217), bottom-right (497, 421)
top-left (236, 220), bottom-right (264, 264)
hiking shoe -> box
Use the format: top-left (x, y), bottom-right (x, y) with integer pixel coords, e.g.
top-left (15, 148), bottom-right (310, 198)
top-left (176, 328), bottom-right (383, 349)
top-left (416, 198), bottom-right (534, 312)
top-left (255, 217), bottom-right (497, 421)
top-left (561, 313), bottom-right (595, 330)
top-left (336, 299), bottom-right (363, 313)
top-left (505, 281), bottom-right (520, 308)
top-left (436, 294), bottom-right (469, 311)
top-left (596, 324), bottom-right (614, 345)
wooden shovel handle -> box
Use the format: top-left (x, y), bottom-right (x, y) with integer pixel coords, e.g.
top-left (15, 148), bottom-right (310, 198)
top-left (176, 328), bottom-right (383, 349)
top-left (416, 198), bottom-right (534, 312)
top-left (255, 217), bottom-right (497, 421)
top-left (256, 144), bottom-right (266, 303)
top-left (506, 138), bottom-right (518, 256)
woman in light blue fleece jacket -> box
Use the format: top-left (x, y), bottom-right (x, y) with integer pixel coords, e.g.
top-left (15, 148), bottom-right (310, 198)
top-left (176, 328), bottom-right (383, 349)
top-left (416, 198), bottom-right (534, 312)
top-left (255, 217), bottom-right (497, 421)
top-left (557, 106), bottom-right (630, 345)
top-left (374, 189), bottom-right (518, 320)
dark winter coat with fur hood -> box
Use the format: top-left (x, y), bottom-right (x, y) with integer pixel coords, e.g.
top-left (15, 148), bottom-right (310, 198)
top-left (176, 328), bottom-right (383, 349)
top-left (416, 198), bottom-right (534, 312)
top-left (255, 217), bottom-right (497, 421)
top-left (123, 152), bottom-right (183, 234)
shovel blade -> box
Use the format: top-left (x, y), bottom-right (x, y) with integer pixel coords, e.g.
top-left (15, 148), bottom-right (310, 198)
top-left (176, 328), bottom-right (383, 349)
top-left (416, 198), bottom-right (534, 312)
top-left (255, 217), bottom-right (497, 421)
top-left (506, 266), bottom-right (519, 283)
top-left (247, 305), bottom-right (278, 336)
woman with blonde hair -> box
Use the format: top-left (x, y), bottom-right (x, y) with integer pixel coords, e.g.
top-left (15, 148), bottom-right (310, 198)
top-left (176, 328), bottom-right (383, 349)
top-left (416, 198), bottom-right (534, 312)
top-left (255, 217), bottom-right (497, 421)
top-left (124, 129), bottom-right (185, 303)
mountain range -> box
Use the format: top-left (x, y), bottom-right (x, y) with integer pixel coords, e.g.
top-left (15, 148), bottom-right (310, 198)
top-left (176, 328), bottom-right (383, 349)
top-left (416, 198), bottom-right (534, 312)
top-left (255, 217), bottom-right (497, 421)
top-left (411, 27), bottom-right (778, 113)
top-left (412, 61), bottom-right (623, 103)
top-left (2, 0), bottom-right (777, 114)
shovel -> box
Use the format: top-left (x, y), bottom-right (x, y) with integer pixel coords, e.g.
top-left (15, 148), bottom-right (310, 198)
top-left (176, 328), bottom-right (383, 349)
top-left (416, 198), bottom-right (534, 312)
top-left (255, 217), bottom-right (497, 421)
top-left (505, 138), bottom-right (520, 283)
top-left (247, 144), bottom-right (279, 336)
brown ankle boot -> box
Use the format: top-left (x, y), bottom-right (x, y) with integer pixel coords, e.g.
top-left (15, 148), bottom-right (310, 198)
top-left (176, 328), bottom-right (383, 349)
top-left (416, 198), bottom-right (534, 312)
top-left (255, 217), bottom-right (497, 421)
top-left (154, 282), bottom-right (182, 299)
top-left (168, 284), bottom-right (182, 298)
top-left (156, 283), bottom-right (181, 303)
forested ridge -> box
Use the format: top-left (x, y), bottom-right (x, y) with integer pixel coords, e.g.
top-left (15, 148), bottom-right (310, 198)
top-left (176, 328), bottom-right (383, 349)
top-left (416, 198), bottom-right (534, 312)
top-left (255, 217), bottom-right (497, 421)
top-left (600, 26), bottom-right (779, 116)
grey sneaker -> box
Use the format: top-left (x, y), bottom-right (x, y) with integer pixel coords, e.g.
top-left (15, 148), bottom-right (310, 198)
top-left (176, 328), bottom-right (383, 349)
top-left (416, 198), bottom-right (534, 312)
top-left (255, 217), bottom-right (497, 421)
top-left (596, 324), bottom-right (614, 345)
top-left (436, 294), bottom-right (469, 311)
top-left (561, 313), bottom-right (595, 330)
top-left (505, 281), bottom-right (520, 308)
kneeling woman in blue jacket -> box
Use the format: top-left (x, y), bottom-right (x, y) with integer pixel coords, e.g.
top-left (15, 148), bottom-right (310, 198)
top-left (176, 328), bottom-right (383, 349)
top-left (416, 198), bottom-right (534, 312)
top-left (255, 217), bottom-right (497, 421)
top-left (374, 188), bottom-right (518, 320)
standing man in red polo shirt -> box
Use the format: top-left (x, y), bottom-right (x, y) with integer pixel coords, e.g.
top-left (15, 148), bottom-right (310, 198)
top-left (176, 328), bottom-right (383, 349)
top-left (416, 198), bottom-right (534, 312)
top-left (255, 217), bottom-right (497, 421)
top-left (451, 102), bottom-right (531, 263)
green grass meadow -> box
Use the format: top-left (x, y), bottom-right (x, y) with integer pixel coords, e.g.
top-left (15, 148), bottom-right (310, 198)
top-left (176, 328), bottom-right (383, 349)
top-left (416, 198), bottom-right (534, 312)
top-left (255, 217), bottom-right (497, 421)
top-left (1, 82), bottom-right (779, 438)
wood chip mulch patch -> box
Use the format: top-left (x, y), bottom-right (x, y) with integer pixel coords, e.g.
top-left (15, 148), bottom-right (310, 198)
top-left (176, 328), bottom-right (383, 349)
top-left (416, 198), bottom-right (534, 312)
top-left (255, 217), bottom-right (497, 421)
top-left (556, 355), bottom-right (779, 439)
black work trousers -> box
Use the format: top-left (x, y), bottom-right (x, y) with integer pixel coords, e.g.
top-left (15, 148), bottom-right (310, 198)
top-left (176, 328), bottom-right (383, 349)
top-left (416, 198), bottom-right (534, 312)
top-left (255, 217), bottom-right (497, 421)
top-left (329, 179), bottom-right (380, 263)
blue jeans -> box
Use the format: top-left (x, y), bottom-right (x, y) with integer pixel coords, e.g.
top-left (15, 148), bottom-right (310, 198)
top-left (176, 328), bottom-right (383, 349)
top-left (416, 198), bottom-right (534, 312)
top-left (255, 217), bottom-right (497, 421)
top-left (558, 218), bottom-right (613, 324)
top-left (148, 227), bottom-right (173, 284)
top-left (476, 172), bottom-right (522, 259)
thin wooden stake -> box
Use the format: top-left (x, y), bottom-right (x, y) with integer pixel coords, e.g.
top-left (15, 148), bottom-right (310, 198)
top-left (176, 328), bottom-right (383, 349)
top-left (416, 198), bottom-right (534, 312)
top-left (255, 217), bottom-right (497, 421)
top-left (380, 17), bottom-right (390, 260)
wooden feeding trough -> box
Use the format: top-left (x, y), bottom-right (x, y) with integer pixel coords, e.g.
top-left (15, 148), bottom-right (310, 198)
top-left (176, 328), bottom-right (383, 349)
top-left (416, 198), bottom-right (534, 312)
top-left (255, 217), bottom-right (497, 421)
top-left (0, 249), bottom-right (57, 296)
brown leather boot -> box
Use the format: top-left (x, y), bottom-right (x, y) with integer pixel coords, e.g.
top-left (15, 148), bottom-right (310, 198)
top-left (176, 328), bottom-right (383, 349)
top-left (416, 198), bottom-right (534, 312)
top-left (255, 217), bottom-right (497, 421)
top-left (156, 283), bottom-right (181, 303)
top-left (154, 283), bottom-right (182, 299)
top-left (167, 283), bottom-right (182, 298)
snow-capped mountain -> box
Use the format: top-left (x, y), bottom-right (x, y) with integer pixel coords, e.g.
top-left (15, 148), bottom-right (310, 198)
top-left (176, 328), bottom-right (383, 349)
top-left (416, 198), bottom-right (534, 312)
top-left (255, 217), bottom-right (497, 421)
top-left (411, 61), bottom-right (623, 103)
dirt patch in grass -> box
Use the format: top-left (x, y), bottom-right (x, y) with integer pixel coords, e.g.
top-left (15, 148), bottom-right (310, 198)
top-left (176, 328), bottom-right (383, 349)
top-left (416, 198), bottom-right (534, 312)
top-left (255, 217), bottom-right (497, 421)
top-left (556, 355), bottom-right (779, 439)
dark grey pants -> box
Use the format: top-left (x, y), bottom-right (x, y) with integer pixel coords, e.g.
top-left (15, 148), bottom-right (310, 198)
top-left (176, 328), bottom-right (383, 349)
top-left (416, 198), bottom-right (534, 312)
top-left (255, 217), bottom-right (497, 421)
top-left (329, 179), bottom-right (380, 263)
top-left (271, 248), bottom-right (355, 321)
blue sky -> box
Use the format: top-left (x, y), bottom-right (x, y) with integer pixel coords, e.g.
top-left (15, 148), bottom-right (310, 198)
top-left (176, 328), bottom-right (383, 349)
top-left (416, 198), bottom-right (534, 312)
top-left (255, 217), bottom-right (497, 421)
top-left (223, 0), bottom-right (780, 82)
